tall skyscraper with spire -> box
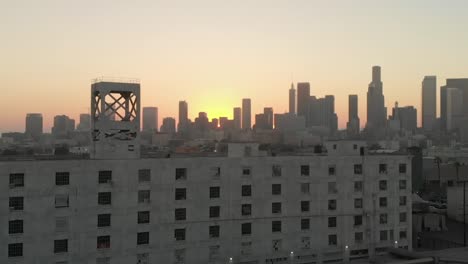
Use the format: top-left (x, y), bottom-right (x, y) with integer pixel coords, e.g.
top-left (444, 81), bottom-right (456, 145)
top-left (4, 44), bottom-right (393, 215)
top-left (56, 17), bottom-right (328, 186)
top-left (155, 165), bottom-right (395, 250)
top-left (366, 66), bottom-right (387, 131)
top-left (289, 83), bottom-right (296, 114)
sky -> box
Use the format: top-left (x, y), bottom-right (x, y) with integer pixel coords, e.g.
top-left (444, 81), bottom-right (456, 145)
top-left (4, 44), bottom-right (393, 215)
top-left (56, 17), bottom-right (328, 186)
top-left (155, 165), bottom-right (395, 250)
top-left (2, 0), bottom-right (468, 133)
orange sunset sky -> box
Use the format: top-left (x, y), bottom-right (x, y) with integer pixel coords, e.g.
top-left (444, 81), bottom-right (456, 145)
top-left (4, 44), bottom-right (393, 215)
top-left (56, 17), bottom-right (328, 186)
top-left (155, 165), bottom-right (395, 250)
top-left (2, 0), bottom-right (468, 133)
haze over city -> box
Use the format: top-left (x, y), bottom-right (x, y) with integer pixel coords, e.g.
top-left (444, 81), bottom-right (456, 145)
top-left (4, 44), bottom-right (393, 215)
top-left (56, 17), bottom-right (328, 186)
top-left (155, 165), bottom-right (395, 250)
top-left (2, 0), bottom-right (468, 132)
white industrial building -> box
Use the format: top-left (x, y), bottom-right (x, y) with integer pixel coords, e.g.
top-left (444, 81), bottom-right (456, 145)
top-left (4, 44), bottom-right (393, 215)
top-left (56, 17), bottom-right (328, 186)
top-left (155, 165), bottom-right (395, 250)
top-left (0, 81), bottom-right (412, 264)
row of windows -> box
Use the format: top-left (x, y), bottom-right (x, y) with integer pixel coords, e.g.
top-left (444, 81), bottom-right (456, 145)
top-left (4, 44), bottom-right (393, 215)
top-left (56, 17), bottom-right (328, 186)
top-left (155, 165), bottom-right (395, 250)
top-left (8, 163), bottom-right (408, 189)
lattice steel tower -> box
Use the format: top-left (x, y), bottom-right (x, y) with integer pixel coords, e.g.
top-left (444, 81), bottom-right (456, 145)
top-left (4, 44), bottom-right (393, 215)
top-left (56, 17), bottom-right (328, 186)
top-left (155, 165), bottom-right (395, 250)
top-left (91, 79), bottom-right (141, 159)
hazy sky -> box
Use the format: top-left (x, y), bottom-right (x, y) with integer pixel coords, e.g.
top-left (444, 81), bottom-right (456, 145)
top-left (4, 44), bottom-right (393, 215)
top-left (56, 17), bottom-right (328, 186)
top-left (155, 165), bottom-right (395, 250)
top-left (2, 0), bottom-right (468, 132)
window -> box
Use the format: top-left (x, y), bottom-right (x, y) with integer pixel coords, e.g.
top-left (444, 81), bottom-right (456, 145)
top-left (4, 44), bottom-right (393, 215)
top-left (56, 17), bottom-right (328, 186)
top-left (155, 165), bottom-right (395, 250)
top-left (379, 164), bottom-right (387, 174)
top-left (301, 165), bottom-right (310, 176)
top-left (242, 167), bottom-right (251, 176)
top-left (98, 192), bottom-right (111, 205)
top-left (380, 230), bottom-right (388, 241)
top-left (328, 165), bottom-right (336, 176)
top-left (55, 194), bottom-right (69, 208)
top-left (272, 221), bottom-right (282, 233)
top-left (97, 235), bottom-right (110, 249)
top-left (328, 217), bottom-right (337, 228)
top-left (328, 182), bottom-right (337, 194)
top-left (400, 196), bottom-right (407, 206)
top-left (175, 168), bottom-right (187, 180)
top-left (272, 202), bottom-right (282, 214)
top-left (328, 199), bottom-right (337, 210)
top-left (211, 167), bottom-right (221, 178)
top-left (328, 234), bottom-right (337, 246)
top-left (354, 181), bottom-right (363, 192)
top-left (9, 197), bottom-right (24, 211)
top-left (399, 180), bottom-right (407, 190)
top-left (174, 248), bottom-right (185, 263)
top-left (380, 213), bottom-right (388, 224)
top-left (242, 204), bottom-right (252, 216)
top-left (272, 184), bottom-right (281, 195)
top-left (9, 173), bottom-right (24, 188)
top-left (399, 163), bottom-right (407, 173)
top-left (55, 217), bottom-right (69, 232)
top-left (209, 225), bottom-right (220, 238)
top-left (174, 228), bottom-right (186, 241)
top-left (137, 232), bottom-right (149, 245)
top-left (379, 180), bottom-right (387, 191)
top-left (8, 243), bottom-right (23, 257)
top-left (138, 190), bottom-right (150, 203)
top-left (301, 237), bottom-right (311, 249)
top-left (209, 186), bottom-right (220, 199)
top-left (209, 245), bottom-right (220, 261)
top-left (301, 201), bottom-right (310, 212)
top-left (54, 239), bottom-right (68, 253)
top-left (96, 257), bottom-right (110, 264)
top-left (379, 197), bottom-right (387, 208)
top-left (138, 169), bottom-right (151, 182)
top-left (354, 215), bottom-right (362, 226)
top-left (354, 164), bottom-right (363, 174)
top-left (242, 185), bottom-right (251, 197)
top-left (98, 214), bottom-right (111, 227)
top-left (241, 241), bottom-right (252, 255)
top-left (175, 188), bottom-right (186, 200)
top-left (209, 206), bottom-right (220, 218)
top-left (355, 232), bottom-right (363, 243)
top-left (242, 223), bottom-right (251, 235)
top-left (400, 212), bottom-right (407, 223)
top-left (301, 218), bottom-right (310, 230)
top-left (55, 172), bottom-right (70, 186)
top-left (301, 183), bottom-right (310, 194)
top-left (353, 144), bottom-right (358, 150)
top-left (138, 211), bottom-right (150, 224)
top-left (272, 239), bottom-right (282, 252)
top-left (272, 165), bottom-right (282, 177)
top-left (98, 170), bottom-right (112, 184)
top-left (400, 230), bottom-right (407, 239)
top-left (9, 220), bottom-right (23, 234)
top-left (175, 208), bottom-right (186, 221)
top-left (354, 198), bottom-right (363, 209)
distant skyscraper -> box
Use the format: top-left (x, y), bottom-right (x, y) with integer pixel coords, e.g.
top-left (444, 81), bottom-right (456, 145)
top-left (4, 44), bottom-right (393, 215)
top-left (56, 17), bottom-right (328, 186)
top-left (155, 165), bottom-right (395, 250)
top-left (422, 76), bottom-right (436, 131)
top-left (178, 101), bottom-right (188, 132)
top-left (233, 107), bottom-right (241, 130)
top-left (242, 99), bottom-right (251, 130)
top-left (77, 113), bottom-right (91, 131)
top-left (440, 86), bottom-right (447, 131)
top-left (52, 115), bottom-right (75, 137)
top-left (264, 107), bottom-right (273, 129)
top-left (308, 95), bottom-right (337, 134)
top-left (254, 107), bottom-right (274, 130)
top-left (446, 87), bottom-right (464, 131)
top-left (366, 66), bottom-right (386, 130)
top-left (142, 107), bottom-right (158, 132)
top-left (25, 113), bottom-right (43, 140)
top-left (160, 117), bottom-right (176, 134)
top-left (346, 95), bottom-right (360, 136)
top-left (289, 83), bottom-right (296, 114)
top-left (297, 82), bottom-right (310, 125)
top-left (391, 104), bottom-right (417, 132)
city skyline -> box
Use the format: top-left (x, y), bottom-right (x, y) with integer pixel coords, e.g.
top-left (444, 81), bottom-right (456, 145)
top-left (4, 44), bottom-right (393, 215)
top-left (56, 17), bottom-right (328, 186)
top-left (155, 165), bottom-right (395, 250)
top-left (3, 1), bottom-right (468, 132)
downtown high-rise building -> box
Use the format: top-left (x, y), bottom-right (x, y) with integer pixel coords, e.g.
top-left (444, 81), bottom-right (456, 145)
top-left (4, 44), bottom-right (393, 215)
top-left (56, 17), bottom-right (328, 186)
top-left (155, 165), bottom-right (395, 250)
top-left (160, 117), bottom-right (176, 134)
top-left (346, 95), bottom-right (360, 136)
top-left (297, 82), bottom-right (310, 125)
top-left (178, 101), bottom-right (188, 132)
top-left (142, 107), bottom-right (158, 132)
top-left (421, 76), bottom-right (436, 131)
top-left (289, 83), bottom-right (295, 114)
top-left (25, 113), bottom-right (43, 140)
top-left (77, 113), bottom-right (91, 131)
top-left (440, 79), bottom-right (468, 131)
top-left (233, 107), bottom-right (241, 130)
top-left (242, 99), bottom-right (251, 130)
top-left (52, 115), bottom-right (75, 138)
top-left (446, 87), bottom-right (463, 131)
top-left (254, 107), bottom-right (274, 130)
top-left (366, 66), bottom-right (387, 130)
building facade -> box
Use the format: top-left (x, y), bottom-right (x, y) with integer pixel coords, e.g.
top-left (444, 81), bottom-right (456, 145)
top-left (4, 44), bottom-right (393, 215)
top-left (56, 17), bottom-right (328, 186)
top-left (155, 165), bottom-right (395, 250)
top-left (242, 99), bottom-right (251, 130)
top-left (0, 142), bottom-right (412, 264)
top-left (421, 76), bottom-right (436, 131)
top-left (142, 107), bottom-right (158, 132)
top-left (25, 113), bottom-right (43, 140)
